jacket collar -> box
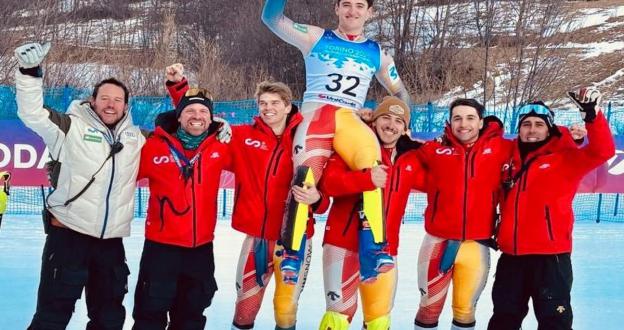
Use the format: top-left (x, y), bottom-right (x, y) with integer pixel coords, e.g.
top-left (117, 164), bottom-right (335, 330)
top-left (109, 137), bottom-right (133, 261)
top-left (153, 110), bottom-right (219, 152)
top-left (394, 134), bottom-right (424, 160)
top-left (68, 100), bottom-right (133, 142)
top-left (513, 125), bottom-right (577, 162)
top-left (252, 111), bottom-right (303, 139)
top-left (442, 115), bottom-right (504, 151)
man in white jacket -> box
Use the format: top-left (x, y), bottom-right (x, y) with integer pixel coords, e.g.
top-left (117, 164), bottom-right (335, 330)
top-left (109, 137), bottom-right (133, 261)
top-left (14, 42), bottom-right (146, 330)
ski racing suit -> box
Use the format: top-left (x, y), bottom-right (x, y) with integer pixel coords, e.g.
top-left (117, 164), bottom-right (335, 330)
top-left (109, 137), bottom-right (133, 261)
top-left (262, 0), bottom-right (411, 284)
top-left (166, 79), bottom-right (324, 330)
top-left (413, 118), bottom-right (513, 330)
top-left (318, 137), bottom-right (425, 330)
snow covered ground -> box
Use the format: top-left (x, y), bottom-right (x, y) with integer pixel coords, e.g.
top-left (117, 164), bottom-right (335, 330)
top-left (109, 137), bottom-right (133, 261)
top-left (1, 216), bottom-right (623, 329)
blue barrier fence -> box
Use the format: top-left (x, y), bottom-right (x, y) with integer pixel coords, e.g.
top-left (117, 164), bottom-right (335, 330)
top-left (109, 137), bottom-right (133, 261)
top-left (1, 85), bottom-right (623, 222)
top-left (5, 187), bottom-right (623, 223)
top-left (2, 85), bottom-right (624, 133)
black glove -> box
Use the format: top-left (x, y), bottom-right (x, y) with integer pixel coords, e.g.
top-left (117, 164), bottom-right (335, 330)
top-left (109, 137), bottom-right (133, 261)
top-left (567, 86), bottom-right (602, 123)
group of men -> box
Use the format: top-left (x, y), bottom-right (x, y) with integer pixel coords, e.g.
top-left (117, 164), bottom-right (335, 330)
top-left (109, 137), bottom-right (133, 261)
top-left (10, 0), bottom-right (615, 330)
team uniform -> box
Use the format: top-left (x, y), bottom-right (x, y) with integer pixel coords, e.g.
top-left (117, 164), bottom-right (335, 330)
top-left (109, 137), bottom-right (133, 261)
top-left (167, 80), bottom-right (323, 330)
top-left (318, 136), bottom-right (425, 329)
top-left (414, 117), bottom-right (513, 330)
top-left (133, 111), bottom-right (229, 329)
top-left (488, 112), bottom-right (615, 330)
top-left (262, 0), bottom-right (410, 283)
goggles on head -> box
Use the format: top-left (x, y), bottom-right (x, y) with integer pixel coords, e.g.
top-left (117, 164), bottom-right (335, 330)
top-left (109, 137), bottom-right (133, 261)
top-left (185, 87), bottom-right (213, 101)
top-left (517, 104), bottom-right (554, 127)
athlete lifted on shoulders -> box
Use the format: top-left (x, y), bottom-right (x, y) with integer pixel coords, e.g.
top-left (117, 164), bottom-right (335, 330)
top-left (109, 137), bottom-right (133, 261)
top-left (262, 0), bottom-right (411, 286)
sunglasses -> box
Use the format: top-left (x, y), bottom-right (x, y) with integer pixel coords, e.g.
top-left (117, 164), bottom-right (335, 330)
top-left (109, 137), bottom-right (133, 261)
top-left (185, 87), bottom-right (213, 101)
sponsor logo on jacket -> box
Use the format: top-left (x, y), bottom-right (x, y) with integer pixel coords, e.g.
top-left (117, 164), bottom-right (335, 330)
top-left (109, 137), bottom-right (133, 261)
top-left (435, 147), bottom-right (453, 155)
top-left (124, 131), bottom-right (138, 141)
top-left (244, 138), bottom-right (268, 150)
top-left (83, 127), bottom-right (102, 143)
top-left (153, 155), bottom-right (175, 165)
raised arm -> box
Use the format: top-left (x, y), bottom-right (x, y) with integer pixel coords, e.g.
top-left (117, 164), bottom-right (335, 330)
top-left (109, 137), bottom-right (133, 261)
top-left (14, 42), bottom-right (71, 151)
top-left (375, 49), bottom-right (411, 105)
top-left (165, 63), bottom-right (188, 106)
top-left (261, 0), bottom-right (325, 55)
top-left (564, 87), bottom-right (616, 176)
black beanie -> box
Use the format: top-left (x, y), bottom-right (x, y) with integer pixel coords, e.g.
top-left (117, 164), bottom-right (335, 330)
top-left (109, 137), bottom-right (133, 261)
top-left (175, 93), bottom-right (213, 118)
top-left (517, 102), bottom-right (560, 136)
top-left (518, 112), bottom-right (561, 137)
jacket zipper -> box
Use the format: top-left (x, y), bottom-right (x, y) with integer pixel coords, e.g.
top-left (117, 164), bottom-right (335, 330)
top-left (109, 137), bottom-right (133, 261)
top-left (191, 175), bottom-right (197, 247)
top-left (545, 205), bottom-right (554, 240)
top-left (513, 185), bottom-right (521, 255)
top-left (462, 151), bottom-right (470, 240)
top-left (197, 157), bottom-right (202, 184)
top-left (100, 154), bottom-right (116, 239)
top-left (272, 149), bottom-right (284, 176)
top-left (343, 203), bottom-right (360, 236)
top-left (385, 168), bottom-right (400, 222)
top-left (513, 163), bottom-right (530, 254)
top-left (261, 143), bottom-right (280, 238)
top-left (470, 152), bottom-right (476, 178)
top-left (233, 182), bottom-right (242, 212)
top-left (393, 168), bottom-right (401, 191)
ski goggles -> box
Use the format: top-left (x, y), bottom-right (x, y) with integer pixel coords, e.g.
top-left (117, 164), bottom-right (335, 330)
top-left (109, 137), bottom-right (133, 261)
top-left (184, 87), bottom-right (213, 101)
top-left (517, 104), bottom-right (554, 127)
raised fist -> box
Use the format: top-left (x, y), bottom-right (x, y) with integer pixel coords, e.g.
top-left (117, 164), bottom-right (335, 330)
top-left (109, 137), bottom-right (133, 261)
top-left (15, 42), bottom-right (51, 69)
top-left (567, 86), bottom-right (602, 122)
top-left (165, 63), bottom-right (184, 82)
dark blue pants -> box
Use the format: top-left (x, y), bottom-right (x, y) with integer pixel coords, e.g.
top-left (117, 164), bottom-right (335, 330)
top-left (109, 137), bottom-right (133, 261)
top-left (29, 225), bottom-right (129, 330)
top-left (132, 240), bottom-right (217, 330)
top-left (488, 253), bottom-right (573, 330)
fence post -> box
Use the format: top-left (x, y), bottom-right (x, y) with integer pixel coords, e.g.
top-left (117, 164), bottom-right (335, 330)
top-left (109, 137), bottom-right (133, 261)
top-left (222, 189), bottom-right (227, 218)
top-left (137, 188), bottom-right (142, 218)
top-left (615, 193), bottom-right (620, 217)
top-left (62, 85), bottom-right (71, 110)
top-left (596, 193), bottom-right (603, 223)
top-left (427, 102), bottom-right (433, 132)
top-left (509, 106), bottom-right (517, 133)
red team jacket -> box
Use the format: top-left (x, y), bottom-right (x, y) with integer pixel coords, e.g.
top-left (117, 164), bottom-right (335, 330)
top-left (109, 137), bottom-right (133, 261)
top-left (167, 79), bottom-right (316, 241)
top-left (227, 115), bottom-right (317, 240)
top-left (138, 125), bottom-right (230, 248)
top-left (416, 117), bottom-right (514, 241)
top-left (320, 136), bottom-right (425, 256)
top-left (497, 112), bottom-right (615, 255)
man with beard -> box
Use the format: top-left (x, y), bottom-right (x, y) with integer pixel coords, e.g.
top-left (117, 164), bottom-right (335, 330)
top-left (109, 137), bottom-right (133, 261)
top-left (488, 88), bottom-right (615, 330)
top-left (14, 42), bottom-right (145, 329)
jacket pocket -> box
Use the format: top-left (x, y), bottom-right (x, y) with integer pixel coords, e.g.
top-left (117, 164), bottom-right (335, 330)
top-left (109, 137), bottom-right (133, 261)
top-left (112, 263), bottom-right (131, 296)
top-left (393, 168), bottom-right (401, 191)
top-left (53, 267), bottom-right (88, 299)
top-left (343, 203), bottom-right (360, 236)
top-left (272, 149), bottom-right (284, 176)
top-left (233, 183), bottom-right (242, 211)
top-left (431, 191), bottom-right (440, 222)
top-left (545, 205), bottom-right (554, 241)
